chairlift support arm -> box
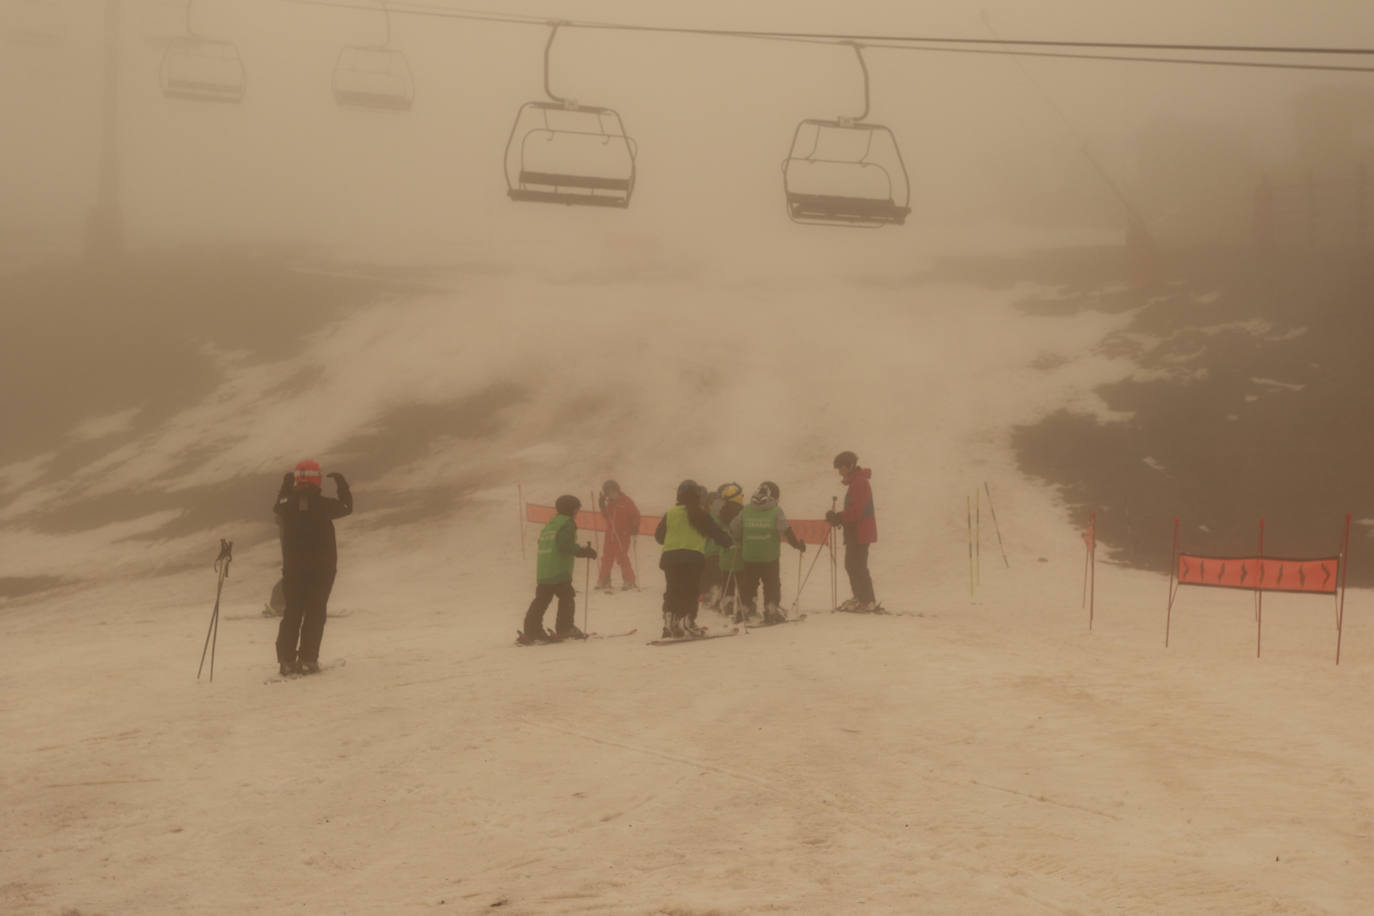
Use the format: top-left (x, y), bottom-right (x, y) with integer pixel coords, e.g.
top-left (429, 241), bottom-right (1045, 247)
top-left (544, 21), bottom-right (571, 106)
top-left (844, 42), bottom-right (871, 123)
top-left (378, 0), bottom-right (392, 48)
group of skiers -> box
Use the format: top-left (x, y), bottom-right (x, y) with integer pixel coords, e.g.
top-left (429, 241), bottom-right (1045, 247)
top-left (266, 451), bottom-right (877, 667)
top-left (517, 450), bottom-right (879, 643)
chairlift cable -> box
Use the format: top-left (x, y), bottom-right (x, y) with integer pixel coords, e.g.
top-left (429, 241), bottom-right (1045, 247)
top-left (286, 0), bottom-right (1374, 61)
top-left (857, 41), bottom-right (1374, 75)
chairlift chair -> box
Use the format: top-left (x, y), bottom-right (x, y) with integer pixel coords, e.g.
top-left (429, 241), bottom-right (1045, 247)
top-left (332, 2), bottom-right (414, 112)
top-left (159, 2), bottom-right (245, 103)
top-left (503, 24), bottom-right (637, 209)
top-left (8, 0), bottom-right (67, 48)
top-left (333, 46), bottom-right (414, 111)
top-left (781, 44), bottom-right (911, 228)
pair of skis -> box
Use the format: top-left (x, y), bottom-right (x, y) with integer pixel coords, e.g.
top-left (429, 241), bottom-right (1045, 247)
top-left (514, 628), bottom-right (639, 646)
top-left (744, 613), bottom-right (808, 630)
top-left (646, 626), bottom-right (740, 646)
top-left (264, 659), bottom-right (348, 684)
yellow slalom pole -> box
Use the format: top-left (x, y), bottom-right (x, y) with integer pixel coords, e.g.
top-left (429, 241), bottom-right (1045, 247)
top-left (976, 488), bottom-right (982, 587)
top-left (967, 494), bottom-right (974, 598)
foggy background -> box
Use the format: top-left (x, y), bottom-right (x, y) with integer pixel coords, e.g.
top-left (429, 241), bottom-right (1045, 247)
top-left (4, 0), bottom-right (1373, 267)
top-left (3, 0), bottom-right (1374, 597)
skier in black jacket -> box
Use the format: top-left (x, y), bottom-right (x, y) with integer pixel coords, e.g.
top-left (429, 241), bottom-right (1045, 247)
top-left (274, 460), bottom-right (353, 675)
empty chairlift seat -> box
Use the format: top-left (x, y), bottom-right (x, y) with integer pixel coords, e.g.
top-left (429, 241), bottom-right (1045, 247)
top-left (782, 119), bottom-right (911, 227)
top-left (504, 101), bottom-right (636, 208)
top-left (160, 34), bottom-right (245, 103)
top-left (333, 46), bottom-right (414, 111)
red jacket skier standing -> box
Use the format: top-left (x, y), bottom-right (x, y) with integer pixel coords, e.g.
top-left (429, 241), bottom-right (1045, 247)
top-left (826, 451), bottom-right (878, 610)
top-left (596, 479), bottom-right (640, 590)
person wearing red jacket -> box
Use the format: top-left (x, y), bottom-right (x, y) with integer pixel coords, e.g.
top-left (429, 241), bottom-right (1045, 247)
top-left (596, 479), bottom-right (641, 590)
top-left (825, 450), bottom-right (878, 611)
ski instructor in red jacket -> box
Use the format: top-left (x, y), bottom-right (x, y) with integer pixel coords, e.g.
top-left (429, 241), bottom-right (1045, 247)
top-left (826, 450), bottom-right (878, 611)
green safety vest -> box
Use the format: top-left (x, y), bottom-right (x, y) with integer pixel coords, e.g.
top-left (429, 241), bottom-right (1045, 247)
top-left (740, 505), bottom-right (781, 563)
top-left (661, 505), bottom-right (707, 554)
top-left (536, 515), bottom-right (576, 584)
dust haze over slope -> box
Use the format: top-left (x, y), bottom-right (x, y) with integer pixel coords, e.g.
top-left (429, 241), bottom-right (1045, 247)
top-left (10, 6), bottom-right (1374, 915)
top-left (2, 0), bottom-right (1372, 594)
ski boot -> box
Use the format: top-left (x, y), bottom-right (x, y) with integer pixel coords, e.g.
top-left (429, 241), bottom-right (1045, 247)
top-left (837, 597), bottom-right (860, 612)
top-left (298, 659), bottom-right (320, 675)
top-left (556, 625), bottom-right (586, 640)
top-left (763, 603), bottom-right (784, 625)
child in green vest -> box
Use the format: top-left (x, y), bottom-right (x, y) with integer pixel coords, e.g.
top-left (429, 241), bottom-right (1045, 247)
top-left (714, 482), bottom-right (746, 616)
top-left (728, 481), bottom-right (806, 624)
top-left (653, 479), bottom-right (733, 637)
top-left (518, 494), bottom-right (598, 643)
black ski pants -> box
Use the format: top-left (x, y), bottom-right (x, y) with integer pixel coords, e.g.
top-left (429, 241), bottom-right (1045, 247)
top-left (662, 557), bottom-right (704, 622)
top-left (277, 566), bottom-right (336, 665)
top-left (698, 552), bottom-right (722, 596)
top-left (524, 582), bottom-right (577, 637)
top-left (739, 559), bottom-right (782, 611)
top-left (844, 541), bottom-right (876, 604)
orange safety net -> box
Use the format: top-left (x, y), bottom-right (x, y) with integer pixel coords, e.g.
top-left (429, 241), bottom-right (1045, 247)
top-left (1176, 554), bottom-right (1340, 595)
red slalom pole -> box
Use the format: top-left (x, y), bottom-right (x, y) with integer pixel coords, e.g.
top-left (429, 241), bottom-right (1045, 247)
top-left (517, 484), bottom-right (526, 559)
top-left (1087, 512), bottom-right (1096, 630)
top-left (1165, 518), bottom-right (1179, 648)
top-left (1337, 513), bottom-right (1352, 665)
top-left (1256, 518), bottom-right (1265, 659)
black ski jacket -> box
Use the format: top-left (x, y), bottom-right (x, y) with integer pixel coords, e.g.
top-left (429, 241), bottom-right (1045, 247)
top-left (275, 480), bottom-right (353, 572)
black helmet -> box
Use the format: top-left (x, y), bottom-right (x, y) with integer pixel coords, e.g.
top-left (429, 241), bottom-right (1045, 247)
top-left (676, 479), bottom-right (700, 505)
top-left (601, 479), bottom-right (620, 496)
top-left (833, 450), bottom-right (858, 469)
top-left (554, 494), bottom-right (582, 516)
top-left (752, 481), bottom-right (780, 505)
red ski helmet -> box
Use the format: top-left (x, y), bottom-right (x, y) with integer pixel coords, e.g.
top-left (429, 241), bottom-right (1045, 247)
top-left (294, 459), bottom-right (323, 488)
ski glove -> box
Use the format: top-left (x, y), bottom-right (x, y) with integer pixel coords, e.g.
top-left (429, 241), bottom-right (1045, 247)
top-left (825, 510), bottom-right (842, 527)
top-left (577, 546), bottom-right (598, 560)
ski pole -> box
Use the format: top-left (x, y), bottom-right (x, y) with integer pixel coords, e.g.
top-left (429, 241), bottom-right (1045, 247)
top-left (797, 532), bottom-right (829, 611)
top-left (792, 547), bottom-right (802, 615)
top-left (197, 539), bottom-right (233, 681)
top-left (830, 497), bottom-right (839, 609)
top-left (984, 481), bottom-right (1009, 568)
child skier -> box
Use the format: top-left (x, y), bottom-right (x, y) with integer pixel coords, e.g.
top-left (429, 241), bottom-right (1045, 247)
top-left (699, 484), bottom-right (725, 608)
top-left (653, 479), bottom-right (732, 637)
top-left (519, 494), bottom-right (599, 644)
top-left (729, 481), bottom-right (806, 624)
top-left (713, 482), bottom-right (746, 615)
top-left (595, 479), bottom-right (640, 591)
top-left (826, 450), bottom-right (879, 611)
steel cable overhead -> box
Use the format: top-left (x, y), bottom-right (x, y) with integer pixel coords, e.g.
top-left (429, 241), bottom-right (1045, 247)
top-left (284, 0), bottom-right (1374, 74)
